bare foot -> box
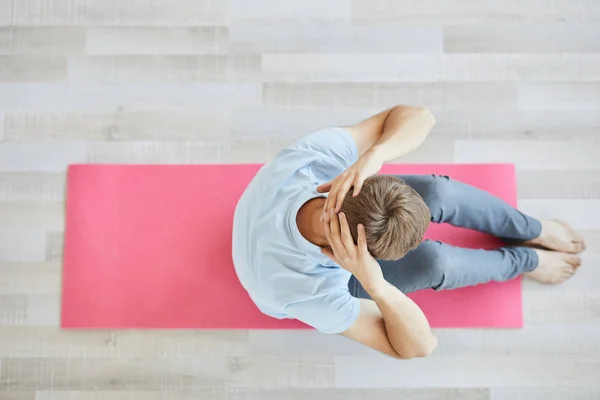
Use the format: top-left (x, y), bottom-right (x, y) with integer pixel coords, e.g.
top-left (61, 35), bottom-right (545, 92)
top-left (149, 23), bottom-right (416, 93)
top-left (525, 220), bottom-right (585, 253)
top-left (525, 249), bottom-right (582, 284)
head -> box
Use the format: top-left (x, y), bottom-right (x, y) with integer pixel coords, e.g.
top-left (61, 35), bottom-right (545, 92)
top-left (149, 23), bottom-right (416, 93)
top-left (340, 175), bottom-right (430, 260)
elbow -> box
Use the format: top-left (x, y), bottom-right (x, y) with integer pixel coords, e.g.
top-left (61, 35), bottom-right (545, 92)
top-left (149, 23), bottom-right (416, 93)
top-left (392, 335), bottom-right (438, 360)
top-left (393, 105), bottom-right (436, 127)
top-left (415, 106), bottom-right (436, 127)
top-left (389, 105), bottom-right (436, 128)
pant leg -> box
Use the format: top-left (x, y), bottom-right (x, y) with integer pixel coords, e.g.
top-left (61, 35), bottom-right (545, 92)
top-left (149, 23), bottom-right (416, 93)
top-left (348, 174), bottom-right (541, 297)
top-left (348, 240), bottom-right (538, 298)
top-left (396, 174), bottom-right (542, 242)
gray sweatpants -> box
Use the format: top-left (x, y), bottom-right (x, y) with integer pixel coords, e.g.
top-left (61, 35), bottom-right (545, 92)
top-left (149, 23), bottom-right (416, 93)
top-left (348, 174), bottom-right (541, 297)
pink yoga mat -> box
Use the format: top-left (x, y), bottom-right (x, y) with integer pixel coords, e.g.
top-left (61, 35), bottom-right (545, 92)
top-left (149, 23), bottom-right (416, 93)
top-left (62, 164), bottom-right (522, 329)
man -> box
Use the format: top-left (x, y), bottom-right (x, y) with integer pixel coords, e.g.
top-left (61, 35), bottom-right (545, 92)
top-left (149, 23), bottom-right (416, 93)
top-left (232, 105), bottom-right (585, 359)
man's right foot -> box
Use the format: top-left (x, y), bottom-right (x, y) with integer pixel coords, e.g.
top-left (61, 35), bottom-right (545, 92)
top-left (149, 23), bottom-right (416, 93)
top-left (525, 249), bottom-right (582, 284)
top-left (525, 220), bottom-right (585, 254)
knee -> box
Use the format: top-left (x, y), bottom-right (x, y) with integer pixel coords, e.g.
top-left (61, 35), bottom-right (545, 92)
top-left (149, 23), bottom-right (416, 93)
top-left (421, 175), bottom-right (452, 223)
top-left (410, 241), bottom-right (450, 290)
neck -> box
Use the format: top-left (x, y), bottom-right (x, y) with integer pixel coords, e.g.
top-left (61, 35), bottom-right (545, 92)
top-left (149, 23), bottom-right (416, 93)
top-left (296, 197), bottom-right (328, 248)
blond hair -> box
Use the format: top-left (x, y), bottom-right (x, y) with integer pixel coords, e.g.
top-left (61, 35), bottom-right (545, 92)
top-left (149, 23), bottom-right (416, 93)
top-left (340, 175), bottom-right (430, 260)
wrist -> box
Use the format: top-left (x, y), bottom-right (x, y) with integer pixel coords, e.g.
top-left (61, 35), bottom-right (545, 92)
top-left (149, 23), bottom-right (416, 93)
top-left (357, 273), bottom-right (388, 298)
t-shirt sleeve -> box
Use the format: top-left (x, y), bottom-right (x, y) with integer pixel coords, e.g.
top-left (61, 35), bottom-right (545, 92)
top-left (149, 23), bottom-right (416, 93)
top-left (284, 290), bottom-right (360, 334)
top-left (291, 127), bottom-right (359, 170)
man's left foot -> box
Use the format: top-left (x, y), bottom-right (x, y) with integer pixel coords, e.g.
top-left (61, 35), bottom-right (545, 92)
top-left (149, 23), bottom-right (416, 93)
top-left (525, 220), bottom-right (585, 254)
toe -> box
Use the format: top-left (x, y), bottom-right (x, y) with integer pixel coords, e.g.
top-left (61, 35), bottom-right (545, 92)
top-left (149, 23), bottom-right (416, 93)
top-left (572, 234), bottom-right (585, 248)
top-left (564, 242), bottom-right (580, 253)
top-left (563, 254), bottom-right (582, 267)
top-left (569, 241), bottom-right (585, 253)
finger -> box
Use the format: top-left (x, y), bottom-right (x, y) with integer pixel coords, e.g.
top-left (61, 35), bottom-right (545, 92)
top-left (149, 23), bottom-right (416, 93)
top-left (329, 210), bottom-right (347, 255)
top-left (338, 212), bottom-right (356, 251)
top-left (324, 215), bottom-right (343, 257)
top-left (316, 181), bottom-right (333, 194)
top-left (321, 247), bottom-right (339, 263)
top-left (321, 184), bottom-right (336, 221)
top-left (323, 215), bottom-right (333, 245)
top-left (329, 209), bottom-right (341, 238)
top-left (335, 179), bottom-right (354, 212)
top-left (357, 223), bottom-right (368, 253)
top-left (323, 180), bottom-right (342, 221)
top-left (352, 178), bottom-right (364, 197)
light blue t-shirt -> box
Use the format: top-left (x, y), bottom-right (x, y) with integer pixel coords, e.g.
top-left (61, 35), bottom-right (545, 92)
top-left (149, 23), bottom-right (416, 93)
top-left (232, 127), bottom-right (361, 334)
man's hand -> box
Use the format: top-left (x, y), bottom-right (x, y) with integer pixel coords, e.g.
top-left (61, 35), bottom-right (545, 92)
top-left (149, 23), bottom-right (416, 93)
top-left (317, 149), bottom-right (383, 222)
top-left (321, 210), bottom-right (384, 290)
top-left (317, 106), bottom-right (435, 223)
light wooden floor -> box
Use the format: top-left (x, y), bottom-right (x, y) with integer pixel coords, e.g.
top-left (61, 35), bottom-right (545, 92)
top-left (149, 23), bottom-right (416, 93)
top-left (1, 0), bottom-right (600, 398)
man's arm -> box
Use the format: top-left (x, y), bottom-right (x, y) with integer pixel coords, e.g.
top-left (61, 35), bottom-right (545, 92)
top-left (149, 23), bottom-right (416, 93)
top-left (346, 105), bottom-right (436, 158)
top-left (343, 284), bottom-right (437, 359)
top-left (319, 105), bottom-right (436, 217)
top-left (322, 212), bottom-right (437, 359)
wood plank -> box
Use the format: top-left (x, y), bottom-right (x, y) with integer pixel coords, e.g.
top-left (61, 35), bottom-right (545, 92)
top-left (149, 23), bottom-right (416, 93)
top-left (16, 108), bottom-right (598, 144)
top-left (86, 27), bottom-right (228, 55)
top-left (0, 56), bottom-right (67, 82)
top-left (518, 200), bottom-right (600, 230)
top-left (227, 388), bottom-right (489, 400)
top-left (250, 324), bottom-right (600, 358)
top-left (443, 54), bottom-right (600, 81)
top-left (524, 290), bottom-right (600, 324)
top-left (36, 391), bottom-right (224, 400)
top-left (517, 171), bottom-right (600, 199)
top-left (444, 24), bottom-right (600, 53)
top-left (0, 143), bottom-right (86, 171)
top-left (230, 25), bottom-right (443, 54)
top-left (262, 83), bottom-right (517, 110)
top-left (455, 141), bottom-right (599, 170)
top-left (68, 56), bottom-right (261, 83)
top-left (334, 355), bottom-right (600, 387)
top-left (0, 356), bottom-right (334, 390)
top-left (4, 111), bottom-right (230, 142)
top-left (491, 388), bottom-right (600, 400)
top-left (231, 106), bottom-right (380, 140)
top-left (87, 141), bottom-right (228, 163)
top-left (34, 389), bottom-right (490, 400)
top-left (0, 110), bottom-right (4, 140)
top-left (0, 294), bottom-right (60, 326)
top-left (0, 231), bottom-right (46, 262)
top-left (0, 392), bottom-right (35, 400)
top-left (389, 140), bottom-right (455, 163)
top-left (3, 0), bottom-right (228, 26)
top-left (0, 202), bottom-right (64, 230)
top-left (0, 83), bottom-right (261, 111)
top-left (249, 331), bottom-right (374, 358)
top-left (407, 110), bottom-right (600, 141)
top-left (518, 83), bottom-right (600, 111)
top-left (0, 172), bottom-right (66, 202)
top-left (352, 0), bottom-right (600, 23)
top-left (45, 232), bottom-right (63, 263)
top-left (0, 262), bottom-right (61, 294)
top-left (0, 329), bottom-right (249, 358)
top-left (230, 0), bottom-right (351, 22)
top-left (0, 27), bottom-right (85, 55)
top-left (261, 54), bottom-right (441, 82)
